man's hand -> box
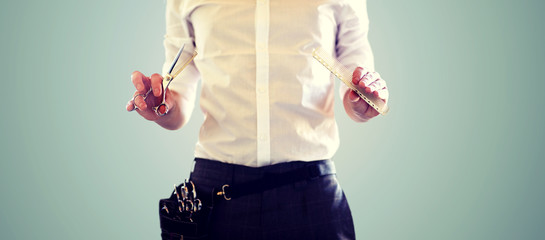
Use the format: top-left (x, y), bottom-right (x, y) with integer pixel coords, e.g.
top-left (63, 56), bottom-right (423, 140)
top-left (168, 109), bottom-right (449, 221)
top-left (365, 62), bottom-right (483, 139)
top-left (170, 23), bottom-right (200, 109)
top-left (343, 67), bottom-right (389, 122)
top-left (126, 71), bottom-right (170, 121)
top-left (126, 71), bottom-right (185, 130)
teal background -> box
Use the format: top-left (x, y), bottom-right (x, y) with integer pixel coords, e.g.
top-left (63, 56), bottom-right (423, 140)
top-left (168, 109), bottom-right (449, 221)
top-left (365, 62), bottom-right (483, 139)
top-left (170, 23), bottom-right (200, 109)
top-left (1, 0), bottom-right (544, 239)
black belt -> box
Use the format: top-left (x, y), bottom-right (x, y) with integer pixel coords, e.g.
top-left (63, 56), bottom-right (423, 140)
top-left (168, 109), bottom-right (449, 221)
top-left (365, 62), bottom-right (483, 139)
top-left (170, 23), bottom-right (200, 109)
top-left (194, 159), bottom-right (337, 201)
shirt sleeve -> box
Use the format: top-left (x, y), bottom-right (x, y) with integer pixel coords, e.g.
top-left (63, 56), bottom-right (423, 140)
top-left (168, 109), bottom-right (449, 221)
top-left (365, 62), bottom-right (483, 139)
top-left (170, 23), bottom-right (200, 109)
top-left (335, 0), bottom-right (376, 97)
top-left (163, 0), bottom-right (201, 123)
top-left (335, 0), bottom-right (375, 71)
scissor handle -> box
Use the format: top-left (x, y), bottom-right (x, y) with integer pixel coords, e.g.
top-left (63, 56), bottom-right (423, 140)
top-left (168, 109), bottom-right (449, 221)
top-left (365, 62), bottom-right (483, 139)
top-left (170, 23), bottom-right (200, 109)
top-left (152, 75), bottom-right (173, 116)
top-left (193, 199), bottom-right (202, 212)
top-left (130, 89), bottom-right (152, 111)
top-left (154, 103), bottom-right (169, 116)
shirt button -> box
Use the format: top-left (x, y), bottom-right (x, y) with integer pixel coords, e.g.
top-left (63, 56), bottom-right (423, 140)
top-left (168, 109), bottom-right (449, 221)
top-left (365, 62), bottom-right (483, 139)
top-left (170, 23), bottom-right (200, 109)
top-left (259, 134), bottom-right (268, 141)
top-left (257, 87), bottom-right (265, 93)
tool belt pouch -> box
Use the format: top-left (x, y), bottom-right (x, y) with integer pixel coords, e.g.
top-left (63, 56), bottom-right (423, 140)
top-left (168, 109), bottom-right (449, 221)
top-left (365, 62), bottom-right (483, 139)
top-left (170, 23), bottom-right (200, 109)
top-left (159, 180), bottom-right (212, 240)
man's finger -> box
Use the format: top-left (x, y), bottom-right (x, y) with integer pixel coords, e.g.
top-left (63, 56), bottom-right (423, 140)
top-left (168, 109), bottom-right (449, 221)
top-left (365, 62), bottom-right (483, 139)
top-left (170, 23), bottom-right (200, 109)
top-left (133, 93), bottom-right (148, 110)
top-left (363, 106), bottom-right (380, 118)
top-left (348, 90), bottom-right (360, 103)
top-left (365, 78), bottom-right (387, 93)
top-left (126, 99), bottom-right (135, 111)
top-left (131, 71), bottom-right (151, 94)
top-left (358, 72), bottom-right (380, 90)
top-left (375, 88), bottom-right (389, 101)
top-left (359, 79), bottom-right (375, 93)
top-left (352, 67), bottom-right (364, 85)
top-left (150, 73), bottom-right (164, 97)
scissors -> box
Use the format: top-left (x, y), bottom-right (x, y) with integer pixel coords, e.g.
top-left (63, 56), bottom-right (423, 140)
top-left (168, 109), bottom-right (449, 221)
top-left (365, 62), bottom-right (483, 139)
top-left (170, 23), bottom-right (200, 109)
top-left (130, 44), bottom-right (198, 116)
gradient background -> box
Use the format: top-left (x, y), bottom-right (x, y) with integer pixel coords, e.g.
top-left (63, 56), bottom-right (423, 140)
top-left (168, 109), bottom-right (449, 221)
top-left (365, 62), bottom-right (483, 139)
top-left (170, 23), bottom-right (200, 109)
top-left (1, 0), bottom-right (544, 239)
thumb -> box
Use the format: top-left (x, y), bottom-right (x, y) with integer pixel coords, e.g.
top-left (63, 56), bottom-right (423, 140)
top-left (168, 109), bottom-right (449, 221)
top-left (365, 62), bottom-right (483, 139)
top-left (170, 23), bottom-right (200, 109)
top-left (348, 90), bottom-right (360, 103)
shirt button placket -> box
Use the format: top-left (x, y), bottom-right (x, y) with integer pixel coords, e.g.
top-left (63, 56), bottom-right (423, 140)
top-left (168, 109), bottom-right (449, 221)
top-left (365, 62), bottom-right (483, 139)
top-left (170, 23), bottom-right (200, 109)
top-left (255, 0), bottom-right (270, 167)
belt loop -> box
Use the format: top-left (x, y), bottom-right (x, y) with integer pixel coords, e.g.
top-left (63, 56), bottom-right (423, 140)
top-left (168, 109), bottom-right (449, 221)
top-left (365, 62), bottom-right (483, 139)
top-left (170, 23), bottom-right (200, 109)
top-left (191, 159), bottom-right (197, 174)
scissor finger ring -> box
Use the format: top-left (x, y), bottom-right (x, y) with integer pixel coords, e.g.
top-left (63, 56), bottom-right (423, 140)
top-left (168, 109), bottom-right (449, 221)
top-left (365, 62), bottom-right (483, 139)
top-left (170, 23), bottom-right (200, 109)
top-left (130, 88), bottom-right (152, 111)
top-left (185, 200), bottom-right (193, 212)
top-left (189, 181), bottom-right (197, 199)
top-left (154, 103), bottom-right (168, 116)
top-left (193, 199), bottom-right (202, 212)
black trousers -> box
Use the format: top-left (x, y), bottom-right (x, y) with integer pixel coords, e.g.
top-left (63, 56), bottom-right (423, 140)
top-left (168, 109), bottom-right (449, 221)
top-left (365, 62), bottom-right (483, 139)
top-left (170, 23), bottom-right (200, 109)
top-left (189, 158), bottom-right (356, 240)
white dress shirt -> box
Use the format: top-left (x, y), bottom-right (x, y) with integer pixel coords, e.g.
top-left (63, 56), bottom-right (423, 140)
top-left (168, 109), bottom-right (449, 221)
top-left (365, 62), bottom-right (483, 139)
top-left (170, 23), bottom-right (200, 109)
top-left (162, 0), bottom-right (374, 167)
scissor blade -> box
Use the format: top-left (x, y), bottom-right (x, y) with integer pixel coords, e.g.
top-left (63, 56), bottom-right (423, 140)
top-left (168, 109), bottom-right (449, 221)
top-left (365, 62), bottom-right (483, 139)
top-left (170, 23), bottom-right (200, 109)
top-left (167, 44), bottom-right (185, 75)
top-left (168, 50), bottom-right (198, 80)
